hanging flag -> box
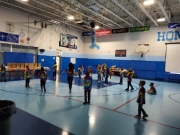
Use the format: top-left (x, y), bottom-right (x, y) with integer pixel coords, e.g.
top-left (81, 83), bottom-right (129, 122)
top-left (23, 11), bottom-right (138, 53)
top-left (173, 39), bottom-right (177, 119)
top-left (130, 26), bottom-right (150, 32)
top-left (82, 32), bottom-right (95, 37)
top-left (112, 28), bottom-right (129, 34)
top-left (168, 23), bottom-right (180, 29)
top-left (96, 30), bottom-right (111, 36)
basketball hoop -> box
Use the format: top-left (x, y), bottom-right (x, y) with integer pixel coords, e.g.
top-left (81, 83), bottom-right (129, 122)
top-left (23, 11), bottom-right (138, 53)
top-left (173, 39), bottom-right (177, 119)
top-left (135, 45), bottom-right (149, 57)
top-left (138, 51), bottom-right (145, 57)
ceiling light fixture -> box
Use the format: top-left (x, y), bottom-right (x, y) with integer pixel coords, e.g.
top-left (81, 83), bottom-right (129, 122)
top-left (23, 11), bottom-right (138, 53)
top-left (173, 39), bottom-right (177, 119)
top-left (68, 16), bottom-right (74, 20)
top-left (143, 0), bottom-right (154, 6)
top-left (157, 17), bottom-right (166, 22)
top-left (21, 0), bottom-right (29, 2)
top-left (95, 26), bottom-right (100, 29)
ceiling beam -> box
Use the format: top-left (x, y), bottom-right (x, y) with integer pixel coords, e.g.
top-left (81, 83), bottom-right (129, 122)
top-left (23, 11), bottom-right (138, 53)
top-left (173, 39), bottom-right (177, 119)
top-left (32, 0), bottom-right (92, 30)
top-left (0, 1), bottom-right (88, 31)
top-left (132, 0), bottom-right (159, 27)
top-left (49, 0), bottom-right (112, 29)
top-left (111, 0), bottom-right (144, 26)
top-left (91, 0), bottom-right (133, 27)
top-left (70, 0), bottom-right (123, 28)
top-left (156, 0), bottom-right (171, 23)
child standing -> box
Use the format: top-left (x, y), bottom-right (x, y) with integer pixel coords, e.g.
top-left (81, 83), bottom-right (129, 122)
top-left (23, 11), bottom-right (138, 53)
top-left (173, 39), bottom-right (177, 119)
top-left (147, 83), bottom-right (157, 94)
top-left (135, 80), bottom-right (148, 119)
top-left (24, 66), bottom-right (31, 88)
top-left (102, 64), bottom-right (106, 80)
top-left (104, 68), bottom-right (110, 86)
top-left (81, 64), bottom-right (84, 75)
top-left (78, 66), bottom-right (82, 79)
top-left (88, 66), bottom-right (92, 76)
top-left (53, 62), bottom-right (57, 78)
top-left (0, 64), bottom-right (6, 82)
top-left (38, 67), bottom-right (47, 92)
top-left (83, 70), bottom-right (92, 105)
top-left (118, 68), bottom-right (124, 85)
top-left (97, 65), bottom-right (102, 82)
top-left (125, 68), bottom-right (134, 91)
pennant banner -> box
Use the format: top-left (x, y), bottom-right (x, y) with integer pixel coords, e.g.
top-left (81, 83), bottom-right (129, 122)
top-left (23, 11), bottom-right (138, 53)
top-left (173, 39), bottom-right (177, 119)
top-left (112, 28), bottom-right (129, 34)
top-left (96, 30), bottom-right (111, 36)
top-left (130, 26), bottom-right (150, 32)
top-left (82, 32), bottom-right (95, 37)
top-left (168, 23), bottom-right (180, 29)
top-left (0, 31), bottom-right (19, 43)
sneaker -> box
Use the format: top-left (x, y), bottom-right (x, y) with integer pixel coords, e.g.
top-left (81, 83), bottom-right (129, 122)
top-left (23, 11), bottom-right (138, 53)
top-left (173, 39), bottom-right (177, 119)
top-left (131, 88), bottom-right (134, 91)
top-left (142, 115), bottom-right (148, 119)
top-left (125, 88), bottom-right (129, 91)
top-left (134, 115), bottom-right (140, 118)
top-left (83, 102), bottom-right (87, 105)
top-left (87, 102), bottom-right (90, 104)
top-left (69, 90), bottom-right (71, 93)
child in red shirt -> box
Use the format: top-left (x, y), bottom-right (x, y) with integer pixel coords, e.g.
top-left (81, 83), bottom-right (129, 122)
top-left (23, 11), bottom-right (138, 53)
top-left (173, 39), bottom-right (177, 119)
top-left (147, 83), bottom-right (157, 94)
top-left (135, 80), bottom-right (148, 119)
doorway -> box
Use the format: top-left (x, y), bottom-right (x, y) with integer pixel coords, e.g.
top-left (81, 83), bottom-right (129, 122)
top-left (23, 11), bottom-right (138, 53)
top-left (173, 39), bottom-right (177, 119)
top-left (56, 50), bottom-right (61, 72)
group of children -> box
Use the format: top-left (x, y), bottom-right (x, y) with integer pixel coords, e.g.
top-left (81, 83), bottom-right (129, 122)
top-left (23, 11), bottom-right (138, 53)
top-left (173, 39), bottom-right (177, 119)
top-left (1, 61), bottom-right (157, 119)
top-left (24, 66), bottom-right (47, 91)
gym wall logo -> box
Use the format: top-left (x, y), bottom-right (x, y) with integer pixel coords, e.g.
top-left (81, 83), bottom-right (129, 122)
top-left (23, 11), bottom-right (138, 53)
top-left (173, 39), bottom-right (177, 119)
top-left (89, 36), bottom-right (100, 50)
top-left (157, 30), bottom-right (180, 41)
top-left (59, 34), bottom-right (78, 49)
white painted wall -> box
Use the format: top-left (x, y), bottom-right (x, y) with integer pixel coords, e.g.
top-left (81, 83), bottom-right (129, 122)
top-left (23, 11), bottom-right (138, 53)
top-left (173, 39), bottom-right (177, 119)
top-left (0, 7), bottom-right (84, 56)
top-left (83, 27), bottom-right (180, 61)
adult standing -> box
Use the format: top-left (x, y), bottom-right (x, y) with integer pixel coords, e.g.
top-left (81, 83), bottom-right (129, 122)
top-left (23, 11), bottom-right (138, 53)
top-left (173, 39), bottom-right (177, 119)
top-left (0, 64), bottom-right (6, 82)
top-left (65, 63), bottom-right (77, 93)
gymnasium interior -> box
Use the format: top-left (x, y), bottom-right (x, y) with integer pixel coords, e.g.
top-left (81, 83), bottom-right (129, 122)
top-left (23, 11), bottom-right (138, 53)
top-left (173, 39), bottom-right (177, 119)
top-left (0, 0), bottom-right (180, 135)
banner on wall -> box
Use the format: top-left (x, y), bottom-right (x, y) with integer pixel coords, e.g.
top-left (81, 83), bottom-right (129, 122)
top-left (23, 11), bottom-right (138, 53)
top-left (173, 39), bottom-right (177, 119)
top-left (112, 28), bottom-right (129, 34)
top-left (130, 26), bottom-right (150, 32)
top-left (115, 50), bottom-right (126, 57)
top-left (59, 34), bottom-right (78, 49)
top-left (168, 23), bottom-right (180, 29)
top-left (0, 31), bottom-right (19, 43)
top-left (96, 30), bottom-right (111, 36)
top-left (82, 32), bottom-right (95, 37)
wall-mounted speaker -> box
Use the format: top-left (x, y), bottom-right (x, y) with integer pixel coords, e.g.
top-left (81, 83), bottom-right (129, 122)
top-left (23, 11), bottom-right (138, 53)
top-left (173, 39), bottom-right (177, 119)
top-left (39, 49), bottom-right (45, 52)
top-left (90, 21), bottom-right (95, 28)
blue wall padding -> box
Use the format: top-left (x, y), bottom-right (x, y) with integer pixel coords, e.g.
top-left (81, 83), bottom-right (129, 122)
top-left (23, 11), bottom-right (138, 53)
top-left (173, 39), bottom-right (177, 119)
top-left (4, 52), bottom-right (34, 65)
top-left (61, 57), bottom-right (70, 71)
top-left (145, 71), bottom-right (156, 79)
top-left (164, 73), bottom-right (170, 81)
top-left (156, 62), bottom-right (165, 72)
top-left (156, 73), bottom-right (165, 79)
top-left (36, 56), bottom-right (180, 82)
top-left (169, 74), bottom-right (180, 80)
top-left (60, 57), bottom-right (83, 72)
